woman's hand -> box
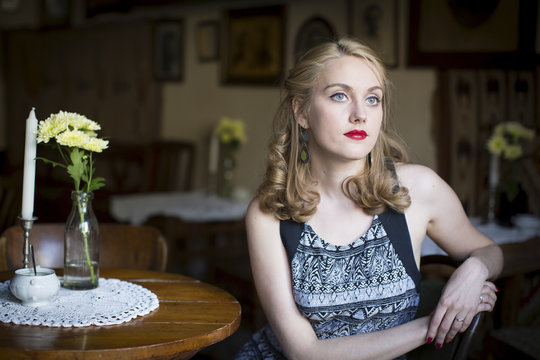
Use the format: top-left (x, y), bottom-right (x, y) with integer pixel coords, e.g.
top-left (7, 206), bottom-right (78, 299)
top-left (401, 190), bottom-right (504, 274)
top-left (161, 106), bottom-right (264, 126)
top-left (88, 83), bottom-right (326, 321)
top-left (426, 258), bottom-right (499, 349)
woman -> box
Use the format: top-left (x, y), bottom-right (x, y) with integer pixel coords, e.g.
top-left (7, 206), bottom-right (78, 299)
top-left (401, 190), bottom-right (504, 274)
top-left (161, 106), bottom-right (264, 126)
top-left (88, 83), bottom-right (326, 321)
top-left (235, 37), bottom-right (502, 359)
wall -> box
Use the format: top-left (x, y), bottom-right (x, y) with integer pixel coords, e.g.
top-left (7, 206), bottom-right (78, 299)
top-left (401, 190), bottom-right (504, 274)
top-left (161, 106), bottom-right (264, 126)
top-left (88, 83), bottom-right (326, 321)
top-left (0, 0), bottom-right (438, 196)
top-left (159, 0), bottom-right (437, 195)
top-left (0, 34), bottom-right (5, 150)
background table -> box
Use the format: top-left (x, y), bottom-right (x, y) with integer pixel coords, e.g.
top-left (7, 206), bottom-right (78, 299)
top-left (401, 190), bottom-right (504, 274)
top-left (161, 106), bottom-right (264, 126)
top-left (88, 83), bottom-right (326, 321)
top-left (110, 191), bottom-right (249, 225)
top-left (0, 269), bottom-right (241, 360)
top-left (422, 217), bottom-right (540, 256)
top-left (110, 191), bottom-right (249, 279)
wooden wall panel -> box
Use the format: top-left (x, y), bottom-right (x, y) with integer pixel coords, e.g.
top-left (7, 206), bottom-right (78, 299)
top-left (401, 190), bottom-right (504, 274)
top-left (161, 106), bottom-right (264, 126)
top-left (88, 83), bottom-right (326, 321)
top-left (4, 23), bottom-right (161, 169)
top-left (439, 68), bottom-right (539, 218)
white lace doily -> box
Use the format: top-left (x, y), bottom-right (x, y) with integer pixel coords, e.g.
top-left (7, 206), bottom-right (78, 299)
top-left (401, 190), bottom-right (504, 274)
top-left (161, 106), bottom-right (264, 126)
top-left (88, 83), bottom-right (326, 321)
top-left (0, 278), bottom-right (159, 327)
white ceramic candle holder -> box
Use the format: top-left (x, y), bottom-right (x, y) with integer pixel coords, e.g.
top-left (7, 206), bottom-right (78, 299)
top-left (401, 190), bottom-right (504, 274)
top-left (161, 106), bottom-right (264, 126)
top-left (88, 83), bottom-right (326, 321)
top-left (9, 267), bottom-right (60, 307)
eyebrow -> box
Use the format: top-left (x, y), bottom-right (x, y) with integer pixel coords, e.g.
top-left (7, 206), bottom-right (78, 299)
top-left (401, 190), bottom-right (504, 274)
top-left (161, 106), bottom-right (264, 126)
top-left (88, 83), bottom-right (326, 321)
top-left (324, 83), bottom-right (383, 93)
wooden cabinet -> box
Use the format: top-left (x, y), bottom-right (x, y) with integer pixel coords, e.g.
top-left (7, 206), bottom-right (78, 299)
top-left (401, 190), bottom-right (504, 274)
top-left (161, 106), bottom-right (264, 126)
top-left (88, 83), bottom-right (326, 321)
top-left (436, 68), bottom-right (540, 218)
top-left (4, 22), bottom-right (161, 168)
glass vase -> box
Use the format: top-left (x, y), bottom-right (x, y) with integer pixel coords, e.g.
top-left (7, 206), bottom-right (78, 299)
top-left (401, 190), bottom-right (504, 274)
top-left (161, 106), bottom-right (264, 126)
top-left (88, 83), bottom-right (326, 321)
top-left (486, 154), bottom-right (499, 225)
top-left (63, 191), bottom-right (99, 290)
top-left (218, 145), bottom-right (236, 198)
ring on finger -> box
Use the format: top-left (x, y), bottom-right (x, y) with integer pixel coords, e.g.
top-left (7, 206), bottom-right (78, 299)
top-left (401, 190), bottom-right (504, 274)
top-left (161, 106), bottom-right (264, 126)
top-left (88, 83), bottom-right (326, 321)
top-left (480, 295), bottom-right (484, 303)
top-left (455, 317), bottom-right (464, 322)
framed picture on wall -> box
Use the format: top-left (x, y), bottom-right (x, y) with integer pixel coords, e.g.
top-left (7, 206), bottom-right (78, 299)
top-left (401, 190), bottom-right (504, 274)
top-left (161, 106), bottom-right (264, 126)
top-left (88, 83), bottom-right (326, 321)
top-left (349, 0), bottom-right (398, 67)
top-left (41, 0), bottom-right (70, 28)
top-left (408, 0), bottom-right (537, 67)
top-left (221, 5), bottom-right (285, 85)
top-left (153, 20), bottom-right (184, 81)
top-left (196, 21), bottom-right (219, 62)
top-left (294, 17), bottom-right (336, 62)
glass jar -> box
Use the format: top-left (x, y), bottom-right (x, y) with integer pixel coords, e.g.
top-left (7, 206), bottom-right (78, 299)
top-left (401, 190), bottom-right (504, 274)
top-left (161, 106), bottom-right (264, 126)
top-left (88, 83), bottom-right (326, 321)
top-left (63, 191), bottom-right (99, 290)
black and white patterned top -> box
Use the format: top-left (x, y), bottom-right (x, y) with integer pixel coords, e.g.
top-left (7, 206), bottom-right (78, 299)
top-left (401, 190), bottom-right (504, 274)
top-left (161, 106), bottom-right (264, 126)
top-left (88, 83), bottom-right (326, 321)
top-left (235, 208), bottom-right (420, 360)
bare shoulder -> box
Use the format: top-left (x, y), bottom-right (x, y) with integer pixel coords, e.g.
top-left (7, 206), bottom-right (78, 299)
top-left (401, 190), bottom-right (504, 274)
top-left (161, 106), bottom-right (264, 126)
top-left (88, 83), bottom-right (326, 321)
top-left (246, 197), bottom-right (277, 225)
top-left (245, 197), bottom-right (280, 242)
top-left (394, 163), bottom-right (443, 193)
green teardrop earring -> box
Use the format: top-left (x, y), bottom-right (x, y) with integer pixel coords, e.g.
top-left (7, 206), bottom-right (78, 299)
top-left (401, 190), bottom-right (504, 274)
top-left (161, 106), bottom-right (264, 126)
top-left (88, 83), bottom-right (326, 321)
top-left (299, 127), bottom-right (309, 164)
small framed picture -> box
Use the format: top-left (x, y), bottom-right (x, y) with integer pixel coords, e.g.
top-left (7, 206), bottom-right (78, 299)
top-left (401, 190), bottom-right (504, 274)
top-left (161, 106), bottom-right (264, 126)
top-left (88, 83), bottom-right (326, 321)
top-left (221, 5), bottom-right (285, 85)
top-left (196, 21), bottom-right (219, 62)
top-left (153, 20), bottom-right (184, 81)
top-left (349, 0), bottom-right (398, 67)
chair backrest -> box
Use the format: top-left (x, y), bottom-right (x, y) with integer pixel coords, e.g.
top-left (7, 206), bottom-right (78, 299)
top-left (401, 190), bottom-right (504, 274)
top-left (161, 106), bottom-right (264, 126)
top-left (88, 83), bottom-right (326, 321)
top-left (0, 223), bottom-right (168, 272)
top-left (94, 140), bottom-right (196, 195)
top-left (143, 140), bottom-right (196, 192)
top-left (408, 255), bottom-right (485, 360)
top-left (496, 236), bottom-right (540, 327)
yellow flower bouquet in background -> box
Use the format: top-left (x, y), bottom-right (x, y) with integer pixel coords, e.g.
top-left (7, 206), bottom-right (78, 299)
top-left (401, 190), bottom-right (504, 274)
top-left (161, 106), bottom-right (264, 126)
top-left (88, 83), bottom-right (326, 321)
top-left (213, 117), bottom-right (246, 198)
top-left (485, 121), bottom-right (535, 224)
top-left (487, 121), bottom-right (534, 160)
top-left (216, 117), bottom-right (247, 149)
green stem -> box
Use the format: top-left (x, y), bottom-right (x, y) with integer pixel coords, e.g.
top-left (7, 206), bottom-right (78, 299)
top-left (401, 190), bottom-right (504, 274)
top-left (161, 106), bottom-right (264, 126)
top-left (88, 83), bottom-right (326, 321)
top-left (86, 153), bottom-right (94, 193)
top-left (76, 194), bottom-right (95, 285)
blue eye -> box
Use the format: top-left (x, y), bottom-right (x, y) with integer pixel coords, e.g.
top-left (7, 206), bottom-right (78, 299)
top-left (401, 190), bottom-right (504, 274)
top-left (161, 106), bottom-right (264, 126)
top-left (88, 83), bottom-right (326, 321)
top-left (331, 92), bottom-right (347, 102)
top-left (366, 96), bottom-right (380, 106)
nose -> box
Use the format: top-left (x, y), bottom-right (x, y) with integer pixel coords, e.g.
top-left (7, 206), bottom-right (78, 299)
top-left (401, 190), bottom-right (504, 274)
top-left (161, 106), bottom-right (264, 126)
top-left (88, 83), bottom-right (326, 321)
top-left (350, 101), bottom-right (367, 123)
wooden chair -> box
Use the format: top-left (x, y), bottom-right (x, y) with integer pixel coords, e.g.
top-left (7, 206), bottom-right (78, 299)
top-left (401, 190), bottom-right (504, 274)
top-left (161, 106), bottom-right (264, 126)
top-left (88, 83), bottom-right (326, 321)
top-left (484, 236), bottom-right (540, 360)
top-left (408, 255), bottom-right (486, 360)
top-left (0, 223), bottom-right (168, 271)
top-left (94, 140), bottom-right (196, 194)
top-left (143, 140), bottom-right (196, 192)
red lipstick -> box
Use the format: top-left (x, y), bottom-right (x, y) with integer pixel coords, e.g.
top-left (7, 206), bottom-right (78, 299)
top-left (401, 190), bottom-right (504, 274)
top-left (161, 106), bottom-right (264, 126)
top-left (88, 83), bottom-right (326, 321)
top-left (344, 130), bottom-right (367, 140)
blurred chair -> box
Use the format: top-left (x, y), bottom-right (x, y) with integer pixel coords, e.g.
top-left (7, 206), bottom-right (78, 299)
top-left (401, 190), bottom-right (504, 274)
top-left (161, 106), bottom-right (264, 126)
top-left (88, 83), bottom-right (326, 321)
top-left (0, 223), bottom-right (168, 271)
top-left (91, 140), bottom-right (195, 222)
top-left (484, 236), bottom-right (540, 360)
top-left (143, 141), bottom-right (196, 192)
top-left (408, 255), bottom-right (486, 360)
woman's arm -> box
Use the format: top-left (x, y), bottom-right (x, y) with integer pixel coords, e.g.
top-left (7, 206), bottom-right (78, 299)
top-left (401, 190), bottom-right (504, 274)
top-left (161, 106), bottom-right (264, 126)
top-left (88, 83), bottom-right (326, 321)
top-left (399, 164), bottom-right (503, 349)
top-left (246, 199), bottom-right (430, 360)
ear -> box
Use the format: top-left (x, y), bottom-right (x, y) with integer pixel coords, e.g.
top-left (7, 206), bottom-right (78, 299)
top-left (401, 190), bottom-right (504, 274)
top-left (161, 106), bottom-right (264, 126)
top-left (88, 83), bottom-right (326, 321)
top-left (292, 97), bottom-right (309, 129)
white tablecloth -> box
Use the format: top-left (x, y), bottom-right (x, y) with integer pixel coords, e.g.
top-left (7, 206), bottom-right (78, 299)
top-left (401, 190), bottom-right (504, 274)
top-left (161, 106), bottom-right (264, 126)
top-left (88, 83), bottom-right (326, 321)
top-left (422, 217), bottom-right (540, 256)
top-left (110, 191), bottom-right (249, 225)
top-left (0, 278), bottom-right (159, 327)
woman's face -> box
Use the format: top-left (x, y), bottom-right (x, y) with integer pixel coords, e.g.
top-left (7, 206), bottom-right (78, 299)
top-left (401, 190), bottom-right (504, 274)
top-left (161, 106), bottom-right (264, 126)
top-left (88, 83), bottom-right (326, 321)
top-left (297, 55), bottom-right (383, 166)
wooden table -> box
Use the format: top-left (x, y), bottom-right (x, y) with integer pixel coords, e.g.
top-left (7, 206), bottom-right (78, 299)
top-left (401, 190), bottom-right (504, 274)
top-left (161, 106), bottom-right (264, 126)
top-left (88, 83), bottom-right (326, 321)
top-left (0, 269), bottom-right (241, 360)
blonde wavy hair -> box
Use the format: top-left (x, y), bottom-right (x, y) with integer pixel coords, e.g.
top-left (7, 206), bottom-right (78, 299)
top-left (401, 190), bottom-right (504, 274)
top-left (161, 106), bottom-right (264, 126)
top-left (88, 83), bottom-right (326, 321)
top-left (257, 37), bottom-right (411, 222)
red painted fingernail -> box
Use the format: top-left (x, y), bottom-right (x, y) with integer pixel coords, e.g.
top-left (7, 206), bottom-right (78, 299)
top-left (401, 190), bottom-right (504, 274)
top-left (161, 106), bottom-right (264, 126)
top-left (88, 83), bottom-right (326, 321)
top-left (427, 337), bottom-right (433, 344)
top-left (495, 286), bottom-right (499, 292)
top-left (436, 343), bottom-right (442, 350)
top-left (445, 338), bottom-right (451, 343)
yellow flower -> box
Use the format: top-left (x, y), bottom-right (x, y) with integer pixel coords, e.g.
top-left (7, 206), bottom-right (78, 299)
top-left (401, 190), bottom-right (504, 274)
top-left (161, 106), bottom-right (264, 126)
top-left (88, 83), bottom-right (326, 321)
top-left (487, 122), bottom-right (534, 160)
top-left (503, 145), bottom-right (523, 160)
top-left (505, 121), bottom-right (534, 141)
top-left (37, 116), bottom-right (69, 143)
top-left (486, 134), bottom-right (506, 156)
top-left (216, 117), bottom-right (247, 147)
top-left (36, 110), bottom-right (107, 193)
top-left (83, 137), bottom-right (109, 153)
top-left (56, 129), bottom-right (91, 148)
top-left (64, 112), bottom-right (101, 132)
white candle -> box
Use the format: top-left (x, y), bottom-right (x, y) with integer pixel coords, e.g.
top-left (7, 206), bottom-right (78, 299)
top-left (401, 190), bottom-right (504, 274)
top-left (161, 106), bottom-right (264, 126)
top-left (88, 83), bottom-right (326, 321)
top-left (21, 107), bottom-right (38, 219)
top-left (488, 153), bottom-right (499, 189)
top-left (209, 131), bottom-right (219, 174)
